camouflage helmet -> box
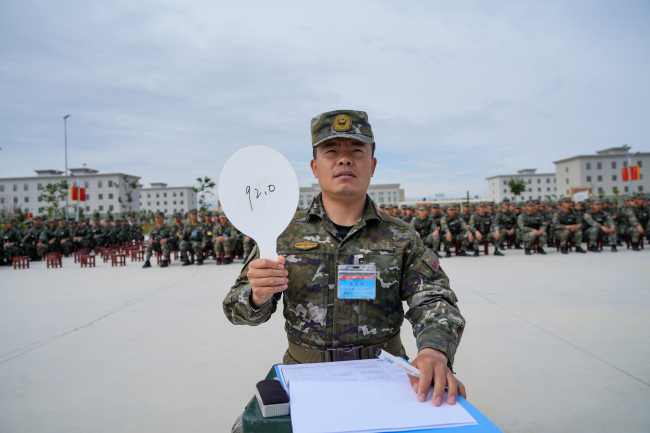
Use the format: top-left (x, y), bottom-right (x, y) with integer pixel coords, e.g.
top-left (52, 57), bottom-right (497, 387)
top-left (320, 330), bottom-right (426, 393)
top-left (311, 110), bottom-right (374, 148)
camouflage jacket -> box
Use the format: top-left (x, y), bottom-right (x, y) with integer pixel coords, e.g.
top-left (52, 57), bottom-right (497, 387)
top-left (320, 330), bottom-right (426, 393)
top-left (409, 216), bottom-right (436, 239)
top-left (552, 209), bottom-right (582, 230)
top-left (213, 222), bottom-right (237, 240)
top-left (201, 222), bottom-right (217, 247)
top-left (170, 223), bottom-right (184, 243)
top-left (89, 225), bottom-right (106, 242)
top-left (518, 211), bottom-right (545, 232)
top-left (440, 214), bottom-right (468, 236)
top-left (627, 205), bottom-right (649, 228)
top-left (22, 225), bottom-right (45, 245)
top-left (495, 210), bottom-right (517, 230)
top-left (181, 222), bottom-right (204, 243)
top-left (4, 227), bottom-right (23, 244)
top-left (149, 224), bottom-right (173, 243)
top-left (469, 212), bottom-right (497, 235)
top-left (53, 226), bottom-right (73, 243)
top-left (459, 211), bottom-right (472, 225)
top-left (584, 210), bottom-right (614, 228)
top-left (223, 194), bottom-right (465, 368)
top-left (74, 225), bottom-right (91, 241)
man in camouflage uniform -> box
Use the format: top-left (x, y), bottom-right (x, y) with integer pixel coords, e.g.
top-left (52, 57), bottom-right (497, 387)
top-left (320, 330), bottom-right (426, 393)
top-left (495, 199), bottom-right (520, 250)
top-left (459, 203), bottom-right (472, 225)
top-left (131, 218), bottom-right (144, 242)
top-left (180, 209), bottom-right (204, 265)
top-left (440, 203), bottom-right (470, 257)
top-left (224, 110), bottom-right (465, 432)
top-left (552, 198), bottom-right (586, 254)
top-left (243, 235), bottom-right (256, 260)
top-left (72, 219), bottom-right (92, 251)
top-left (213, 213), bottom-right (237, 265)
top-left (200, 211), bottom-right (216, 259)
top-left (50, 218), bottom-right (74, 256)
top-left (518, 201), bottom-right (547, 255)
top-left (104, 218), bottom-right (117, 245)
top-left (584, 199), bottom-right (617, 252)
top-left (143, 211), bottom-right (172, 268)
top-left (0, 219), bottom-right (6, 265)
top-left (21, 215), bottom-right (46, 260)
top-left (169, 212), bottom-right (184, 254)
top-left (89, 218), bottom-right (105, 248)
top-left (410, 204), bottom-right (439, 254)
top-left (626, 194), bottom-right (649, 251)
top-left (3, 218), bottom-right (24, 261)
top-left (469, 202), bottom-right (503, 256)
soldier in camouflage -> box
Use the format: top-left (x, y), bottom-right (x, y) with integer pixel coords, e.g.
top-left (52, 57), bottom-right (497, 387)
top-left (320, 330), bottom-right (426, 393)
top-left (584, 199), bottom-right (617, 252)
top-left (143, 211), bottom-right (172, 268)
top-left (104, 218), bottom-right (117, 246)
top-left (552, 197), bottom-right (586, 254)
top-left (131, 218), bottom-right (144, 242)
top-left (224, 110), bottom-right (465, 433)
top-left (495, 199), bottom-right (520, 250)
top-left (440, 204), bottom-right (471, 258)
top-left (180, 209), bottom-right (204, 265)
top-left (3, 218), bottom-right (24, 261)
top-left (169, 212), bottom-right (184, 253)
top-left (626, 194), bottom-right (649, 250)
top-left (410, 204), bottom-right (439, 255)
top-left (51, 218), bottom-right (74, 256)
top-left (90, 218), bottom-right (106, 248)
top-left (518, 201), bottom-right (547, 255)
top-left (469, 202), bottom-right (503, 256)
top-left (20, 215), bottom-right (45, 260)
top-left (213, 213), bottom-right (237, 265)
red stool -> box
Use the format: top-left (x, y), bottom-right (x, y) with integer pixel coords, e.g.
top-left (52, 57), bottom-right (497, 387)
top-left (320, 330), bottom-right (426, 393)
top-left (80, 255), bottom-right (96, 267)
top-left (73, 251), bottom-right (84, 263)
top-left (131, 250), bottom-right (145, 261)
top-left (46, 253), bottom-right (62, 268)
top-left (13, 256), bottom-right (30, 269)
top-left (155, 253), bottom-right (172, 265)
top-left (111, 254), bottom-right (126, 266)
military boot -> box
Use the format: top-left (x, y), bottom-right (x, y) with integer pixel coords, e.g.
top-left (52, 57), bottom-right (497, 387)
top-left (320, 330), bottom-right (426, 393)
top-left (466, 245), bottom-right (474, 252)
top-left (616, 240), bottom-right (623, 246)
top-left (458, 250), bottom-right (468, 256)
top-left (561, 247), bottom-right (568, 254)
top-left (160, 259), bottom-right (169, 267)
top-left (632, 243), bottom-right (641, 251)
top-left (588, 245), bottom-right (601, 252)
top-left (537, 247), bottom-right (546, 255)
top-left (494, 249), bottom-right (504, 256)
top-left (224, 258), bottom-right (232, 265)
top-left (197, 259), bottom-right (204, 266)
top-left (216, 258), bottom-right (222, 265)
top-left (611, 245), bottom-right (617, 252)
top-left (525, 248), bottom-right (532, 255)
top-left (182, 258), bottom-right (192, 266)
top-left (499, 245), bottom-right (505, 251)
top-left (575, 246), bottom-right (586, 253)
top-left (514, 243), bottom-right (523, 250)
top-left (444, 249), bottom-right (451, 258)
top-left (142, 260), bottom-right (151, 268)
top-left (473, 250), bottom-right (479, 257)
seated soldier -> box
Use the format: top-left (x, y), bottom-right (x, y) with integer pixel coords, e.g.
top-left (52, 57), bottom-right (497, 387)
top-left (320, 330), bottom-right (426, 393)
top-left (469, 202), bottom-right (503, 256)
top-left (518, 201), bottom-right (547, 255)
top-left (51, 218), bottom-right (74, 257)
top-left (553, 197), bottom-right (586, 254)
top-left (440, 204), bottom-right (470, 257)
top-left (143, 212), bottom-right (172, 268)
top-left (213, 212), bottom-right (236, 265)
top-left (584, 199), bottom-right (617, 252)
top-left (180, 209), bottom-right (204, 266)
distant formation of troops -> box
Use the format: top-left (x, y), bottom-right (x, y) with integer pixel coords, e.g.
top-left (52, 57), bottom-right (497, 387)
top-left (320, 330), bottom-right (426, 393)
top-left (2, 193), bottom-right (648, 267)
top-left (381, 193), bottom-right (649, 257)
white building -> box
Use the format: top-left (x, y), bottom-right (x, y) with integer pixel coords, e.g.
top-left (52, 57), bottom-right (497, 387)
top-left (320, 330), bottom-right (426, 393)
top-left (0, 168), bottom-right (140, 217)
top-left (553, 146), bottom-right (650, 200)
top-left (298, 183), bottom-right (404, 208)
top-left (139, 183), bottom-right (198, 216)
top-left (486, 169), bottom-right (557, 203)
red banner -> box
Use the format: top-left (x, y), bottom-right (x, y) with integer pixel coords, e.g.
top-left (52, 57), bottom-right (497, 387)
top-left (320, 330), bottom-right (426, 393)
top-left (70, 187), bottom-right (86, 201)
top-left (622, 167), bottom-right (630, 182)
top-left (630, 165), bottom-right (640, 181)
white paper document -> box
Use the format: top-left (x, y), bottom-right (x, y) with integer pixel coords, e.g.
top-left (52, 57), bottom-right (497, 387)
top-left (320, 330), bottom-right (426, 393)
top-left (277, 359), bottom-right (410, 393)
top-left (290, 380), bottom-right (478, 433)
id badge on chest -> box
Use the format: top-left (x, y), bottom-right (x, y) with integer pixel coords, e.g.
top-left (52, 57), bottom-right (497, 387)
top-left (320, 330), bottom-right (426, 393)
top-left (337, 255), bottom-right (376, 300)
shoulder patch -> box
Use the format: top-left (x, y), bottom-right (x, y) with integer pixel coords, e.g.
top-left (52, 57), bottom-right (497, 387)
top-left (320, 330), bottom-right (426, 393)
top-left (628, 211), bottom-right (633, 216)
top-left (294, 240), bottom-right (318, 251)
top-left (369, 242), bottom-right (393, 251)
top-left (423, 249), bottom-right (440, 272)
top-left (553, 216), bottom-right (557, 221)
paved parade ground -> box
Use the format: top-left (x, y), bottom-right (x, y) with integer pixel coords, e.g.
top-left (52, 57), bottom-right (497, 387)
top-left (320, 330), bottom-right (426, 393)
top-left (1, 248), bottom-right (649, 433)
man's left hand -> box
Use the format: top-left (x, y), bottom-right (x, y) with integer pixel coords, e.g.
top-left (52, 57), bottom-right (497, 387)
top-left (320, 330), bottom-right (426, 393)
top-left (408, 348), bottom-right (466, 406)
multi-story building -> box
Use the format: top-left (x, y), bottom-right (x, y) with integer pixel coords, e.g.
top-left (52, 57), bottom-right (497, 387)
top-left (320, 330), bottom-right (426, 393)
top-left (0, 168), bottom-right (140, 217)
top-left (486, 169), bottom-right (557, 203)
top-left (138, 183), bottom-right (198, 216)
top-left (554, 146), bottom-right (650, 200)
top-left (298, 183), bottom-right (404, 208)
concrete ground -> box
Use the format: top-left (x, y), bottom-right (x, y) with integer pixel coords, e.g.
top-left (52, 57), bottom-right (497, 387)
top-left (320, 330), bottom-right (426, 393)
top-left (1, 246), bottom-right (649, 433)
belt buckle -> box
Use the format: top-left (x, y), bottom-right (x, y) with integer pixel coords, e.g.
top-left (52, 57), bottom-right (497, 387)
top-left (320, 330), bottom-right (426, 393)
top-left (327, 345), bottom-right (364, 362)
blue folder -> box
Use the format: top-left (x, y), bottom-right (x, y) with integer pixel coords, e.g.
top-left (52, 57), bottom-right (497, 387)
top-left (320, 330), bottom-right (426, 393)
top-left (274, 364), bottom-right (503, 433)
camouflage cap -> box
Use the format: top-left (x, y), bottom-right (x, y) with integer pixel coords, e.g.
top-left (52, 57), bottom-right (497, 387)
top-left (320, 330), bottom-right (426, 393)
top-left (502, 198), bottom-right (510, 203)
top-left (34, 215), bottom-right (43, 220)
top-left (416, 204), bottom-right (427, 211)
top-left (430, 203), bottom-right (439, 209)
top-left (25, 218), bottom-right (33, 224)
top-left (487, 201), bottom-right (495, 206)
top-left (379, 203), bottom-right (386, 209)
top-left (219, 213), bottom-right (228, 218)
top-left (477, 201), bottom-right (487, 207)
top-left (311, 110), bottom-right (374, 148)
top-left (155, 211), bottom-right (165, 218)
top-left (447, 203), bottom-right (458, 209)
top-left (173, 212), bottom-right (182, 218)
top-left (198, 211), bottom-right (206, 217)
top-left (441, 205), bottom-right (448, 211)
top-left (408, 206), bottom-right (415, 211)
top-left (93, 216), bottom-right (101, 221)
top-left (514, 203), bottom-right (522, 208)
top-left (592, 198), bottom-right (603, 204)
top-left (533, 200), bottom-right (540, 205)
top-left (577, 201), bottom-right (586, 206)
top-left (634, 193), bottom-right (645, 199)
top-left (561, 197), bottom-right (572, 203)
top-left (206, 211), bottom-right (213, 216)
top-left (401, 205), bottom-right (407, 209)
top-left (189, 208), bottom-right (197, 214)
top-left (385, 204), bottom-right (393, 210)
top-left (603, 198), bottom-right (610, 203)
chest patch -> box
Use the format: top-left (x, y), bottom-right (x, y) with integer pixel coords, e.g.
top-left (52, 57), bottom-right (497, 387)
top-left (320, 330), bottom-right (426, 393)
top-left (369, 242), bottom-right (393, 251)
top-left (295, 240), bottom-right (318, 251)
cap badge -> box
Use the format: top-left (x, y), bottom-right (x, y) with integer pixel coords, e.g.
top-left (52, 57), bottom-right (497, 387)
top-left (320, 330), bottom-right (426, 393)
top-left (333, 114), bottom-right (352, 132)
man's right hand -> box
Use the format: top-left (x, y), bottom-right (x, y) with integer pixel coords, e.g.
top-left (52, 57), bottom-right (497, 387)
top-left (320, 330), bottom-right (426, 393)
top-left (148, 239), bottom-right (154, 244)
top-left (446, 232), bottom-right (452, 242)
top-left (248, 256), bottom-right (288, 309)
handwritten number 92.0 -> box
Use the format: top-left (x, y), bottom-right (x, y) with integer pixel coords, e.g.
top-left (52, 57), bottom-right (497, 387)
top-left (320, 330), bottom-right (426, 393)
top-left (246, 185), bottom-right (276, 211)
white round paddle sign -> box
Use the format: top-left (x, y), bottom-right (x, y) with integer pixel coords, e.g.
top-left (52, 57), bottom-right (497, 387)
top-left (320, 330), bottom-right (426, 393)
top-left (218, 145), bottom-right (299, 261)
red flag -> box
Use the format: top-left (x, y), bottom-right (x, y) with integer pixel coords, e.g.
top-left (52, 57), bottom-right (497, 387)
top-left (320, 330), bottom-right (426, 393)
top-left (70, 186), bottom-right (78, 200)
top-left (630, 165), bottom-right (640, 181)
top-left (79, 188), bottom-right (86, 202)
top-left (621, 167), bottom-right (630, 182)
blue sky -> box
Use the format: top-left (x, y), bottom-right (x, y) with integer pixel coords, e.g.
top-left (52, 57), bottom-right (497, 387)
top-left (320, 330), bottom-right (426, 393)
top-left (1, 0), bottom-right (649, 201)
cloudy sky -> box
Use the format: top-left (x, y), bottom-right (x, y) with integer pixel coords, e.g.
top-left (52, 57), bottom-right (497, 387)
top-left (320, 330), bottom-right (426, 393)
top-left (1, 0), bottom-right (649, 201)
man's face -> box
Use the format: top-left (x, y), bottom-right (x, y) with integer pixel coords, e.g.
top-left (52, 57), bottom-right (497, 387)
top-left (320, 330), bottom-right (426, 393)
top-left (94, 221), bottom-right (100, 227)
top-left (431, 208), bottom-right (440, 216)
top-left (106, 221), bottom-right (112, 226)
top-left (593, 203), bottom-right (603, 212)
top-left (562, 202), bottom-right (571, 212)
top-left (405, 209), bottom-right (413, 218)
top-left (155, 216), bottom-right (164, 225)
top-left (487, 205), bottom-right (494, 213)
top-left (635, 198), bottom-right (644, 207)
top-left (206, 215), bottom-right (213, 224)
top-left (311, 138), bottom-right (376, 198)
top-left (58, 220), bottom-right (66, 228)
top-left (417, 210), bottom-right (427, 220)
top-left (462, 206), bottom-right (469, 214)
top-left (534, 204), bottom-right (540, 212)
top-left (447, 208), bottom-right (457, 218)
top-left (198, 216), bottom-right (205, 223)
top-left (174, 216), bottom-right (181, 225)
top-left (35, 219), bottom-right (42, 227)
top-left (477, 206), bottom-right (486, 216)
top-left (189, 213), bottom-right (197, 224)
top-left (220, 216), bottom-right (228, 226)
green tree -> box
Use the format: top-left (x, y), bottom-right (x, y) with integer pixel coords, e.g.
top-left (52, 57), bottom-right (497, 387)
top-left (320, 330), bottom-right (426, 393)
top-left (93, 209), bottom-right (101, 221)
top-left (599, 189), bottom-right (606, 199)
top-left (613, 187), bottom-right (619, 203)
top-left (193, 176), bottom-right (216, 212)
top-left (39, 181), bottom-right (69, 219)
top-left (507, 178), bottom-right (527, 202)
top-left (115, 175), bottom-right (139, 215)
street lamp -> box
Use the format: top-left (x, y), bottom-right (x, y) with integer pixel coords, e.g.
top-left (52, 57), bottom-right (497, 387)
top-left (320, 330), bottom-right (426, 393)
top-left (63, 115), bottom-right (71, 221)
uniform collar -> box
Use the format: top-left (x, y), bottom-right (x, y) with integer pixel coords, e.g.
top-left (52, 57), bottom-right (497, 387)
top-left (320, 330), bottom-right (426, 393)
top-left (306, 192), bottom-right (384, 240)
